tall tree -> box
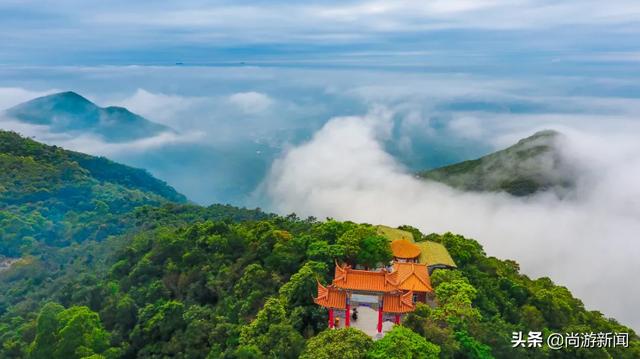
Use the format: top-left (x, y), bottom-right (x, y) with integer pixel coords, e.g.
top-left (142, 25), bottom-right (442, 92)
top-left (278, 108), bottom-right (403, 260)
top-left (368, 326), bottom-right (440, 359)
top-left (29, 304), bottom-right (114, 359)
top-left (300, 328), bottom-right (373, 359)
top-left (29, 302), bottom-right (64, 359)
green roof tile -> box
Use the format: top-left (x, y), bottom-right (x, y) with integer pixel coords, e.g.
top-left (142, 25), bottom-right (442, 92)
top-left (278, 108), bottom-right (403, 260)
top-left (376, 225), bottom-right (414, 242)
top-left (416, 241), bottom-right (457, 268)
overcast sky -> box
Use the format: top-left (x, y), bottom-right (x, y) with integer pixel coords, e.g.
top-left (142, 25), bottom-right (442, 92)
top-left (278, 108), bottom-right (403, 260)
top-left (1, 0), bottom-right (639, 72)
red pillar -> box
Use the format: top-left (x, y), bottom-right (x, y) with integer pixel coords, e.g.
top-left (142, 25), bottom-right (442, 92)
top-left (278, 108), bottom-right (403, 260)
top-left (377, 302), bottom-right (383, 334)
top-left (394, 314), bottom-right (400, 325)
top-left (345, 297), bottom-right (351, 328)
top-left (328, 308), bottom-right (334, 329)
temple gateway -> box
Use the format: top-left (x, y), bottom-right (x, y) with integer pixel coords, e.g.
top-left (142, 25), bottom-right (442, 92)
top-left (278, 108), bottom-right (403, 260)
top-left (314, 226), bottom-right (456, 335)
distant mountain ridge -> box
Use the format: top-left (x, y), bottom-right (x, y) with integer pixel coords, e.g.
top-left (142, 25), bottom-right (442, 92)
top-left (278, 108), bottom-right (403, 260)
top-left (5, 91), bottom-right (170, 142)
top-left (419, 130), bottom-right (576, 196)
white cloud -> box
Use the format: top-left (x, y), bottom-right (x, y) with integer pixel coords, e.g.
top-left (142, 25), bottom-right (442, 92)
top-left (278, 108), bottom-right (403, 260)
top-left (0, 118), bottom-right (57, 139)
top-left (447, 116), bottom-right (486, 140)
top-left (227, 91), bottom-right (273, 114)
top-left (4, 0), bottom-right (640, 69)
top-left (0, 87), bottom-right (56, 111)
top-left (262, 107), bottom-right (640, 329)
top-left (0, 110), bottom-right (204, 156)
top-left (112, 88), bottom-right (205, 127)
top-left (57, 130), bottom-right (206, 156)
top-left (85, 0), bottom-right (640, 38)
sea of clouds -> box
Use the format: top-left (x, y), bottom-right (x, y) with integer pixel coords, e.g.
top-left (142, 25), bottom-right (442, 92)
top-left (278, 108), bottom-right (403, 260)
top-left (261, 106), bottom-right (640, 330)
top-left (1, 66), bottom-right (639, 329)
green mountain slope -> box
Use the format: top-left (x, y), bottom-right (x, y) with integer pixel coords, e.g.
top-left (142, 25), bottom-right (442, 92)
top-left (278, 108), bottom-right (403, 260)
top-left (0, 136), bottom-right (637, 358)
top-left (419, 130), bottom-right (575, 196)
top-left (0, 130), bottom-right (186, 256)
top-left (0, 217), bottom-right (637, 358)
top-left (5, 91), bottom-right (170, 142)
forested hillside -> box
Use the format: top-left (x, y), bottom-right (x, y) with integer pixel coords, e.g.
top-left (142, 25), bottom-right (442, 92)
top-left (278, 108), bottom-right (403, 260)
top-left (419, 130), bottom-right (576, 197)
top-left (1, 212), bottom-right (638, 358)
top-left (0, 130), bottom-right (186, 257)
top-left (0, 133), bottom-right (638, 358)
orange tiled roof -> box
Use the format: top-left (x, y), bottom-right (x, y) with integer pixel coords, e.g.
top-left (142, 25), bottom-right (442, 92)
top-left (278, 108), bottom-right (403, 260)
top-left (392, 262), bottom-right (433, 292)
top-left (314, 282), bottom-right (346, 309)
top-left (383, 291), bottom-right (415, 313)
top-left (391, 239), bottom-right (421, 259)
top-left (333, 264), bottom-right (400, 292)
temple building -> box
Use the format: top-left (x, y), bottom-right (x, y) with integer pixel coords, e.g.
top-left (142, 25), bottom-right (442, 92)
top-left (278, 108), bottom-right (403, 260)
top-left (314, 226), bottom-right (457, 335)
top-left (378, 225), bottom-right (458, 274)
top-left (314, 262), bottom-right (433, 334)
top-left (390, 239), bottom-right (421, 263)
top-left (415, 241), bottom-right (457, 274)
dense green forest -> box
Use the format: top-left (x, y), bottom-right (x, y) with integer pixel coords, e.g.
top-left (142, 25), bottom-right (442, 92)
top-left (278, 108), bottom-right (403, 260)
top-left (1, 131), bottom-right (638, 358)
top-left (3, 214), bottom-right (638, 358)
top-left (0, 130), bottom-right (185, 257)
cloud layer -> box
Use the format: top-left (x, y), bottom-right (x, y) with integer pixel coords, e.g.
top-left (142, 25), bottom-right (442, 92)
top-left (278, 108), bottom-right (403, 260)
top-left (2, 0), bottom-right (640, 67)
top-left (1, 64), bottom-right (639, 208)
top-left (1, 64), bottom-right (639, 329)
top-left (262, 107), bottom-right (640, 329)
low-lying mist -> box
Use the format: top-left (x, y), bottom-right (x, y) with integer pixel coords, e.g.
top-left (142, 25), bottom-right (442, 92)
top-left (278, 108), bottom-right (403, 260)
top-left (261, 107), bottom-right (640, 330)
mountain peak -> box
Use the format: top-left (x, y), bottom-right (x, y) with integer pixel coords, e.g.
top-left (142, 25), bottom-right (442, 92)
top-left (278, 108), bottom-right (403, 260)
top-left (5, 91), bottom-right (170, 142)
top-left (516, 129), bottom-right (559, 144)
top-left (103, 105), bottom-right (129, 112)
top-left (419, 129), bottom-right (575, 196)
top-left (532, 128), bottom-right (559, 136)
top-left (23, 91), bottom-right (96, 109)
top-left (101, 105), bottom-right (139, 118)
top-left (51, 90), bottom-right (90, 100)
